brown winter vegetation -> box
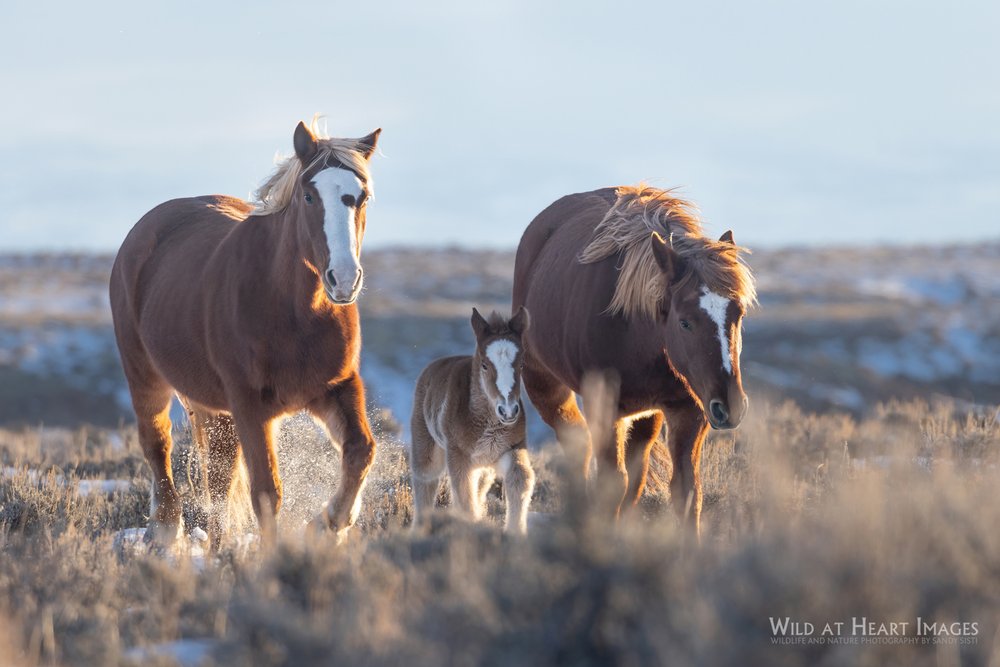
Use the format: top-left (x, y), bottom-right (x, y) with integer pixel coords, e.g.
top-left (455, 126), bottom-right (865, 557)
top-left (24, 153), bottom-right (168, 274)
top-left (1, 398), bottom-right (998, 666)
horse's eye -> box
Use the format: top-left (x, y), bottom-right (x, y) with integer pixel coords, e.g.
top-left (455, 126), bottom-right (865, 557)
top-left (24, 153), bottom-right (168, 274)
top-left (358, 191), bottom-right (369, 206)
top-left (680, 319), bottom-right (692, 330)
top-left (481, 362), bottom-right (488, 371)
top-left (304, 193), bottom-right (313, 204)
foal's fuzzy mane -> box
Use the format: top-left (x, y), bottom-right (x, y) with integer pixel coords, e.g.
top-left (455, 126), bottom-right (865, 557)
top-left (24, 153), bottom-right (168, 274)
top-left (251, 119), bottom-right (373, 216)
top-left (579, 185), bottom-right (757, 319)
top-left (485, 311), bottom-right (516, 338)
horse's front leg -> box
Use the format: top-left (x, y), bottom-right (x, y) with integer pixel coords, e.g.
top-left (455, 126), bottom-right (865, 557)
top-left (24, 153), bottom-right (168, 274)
top-left (663, 400), bottom-right (710, 538)
top-left (308, 372), bottom-right (377, 541)
top-left (497, 446), bottom-right (534, 535)
top-left (229, 400), bottom-right (282, 545)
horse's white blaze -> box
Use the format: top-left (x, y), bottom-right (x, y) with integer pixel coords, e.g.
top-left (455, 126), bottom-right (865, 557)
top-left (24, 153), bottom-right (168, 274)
top-left (486, 340), bottom-right (519, 398)
top-left (699, 286), bottom-right (734, 374)
top-left (312, 167), bottom-right (364, 292)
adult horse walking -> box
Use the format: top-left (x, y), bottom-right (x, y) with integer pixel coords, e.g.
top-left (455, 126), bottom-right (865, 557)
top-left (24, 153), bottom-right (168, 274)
top-left (512, 185), bottom-right (756, 534)
top-left (110, 120), bottom-right (381, 548)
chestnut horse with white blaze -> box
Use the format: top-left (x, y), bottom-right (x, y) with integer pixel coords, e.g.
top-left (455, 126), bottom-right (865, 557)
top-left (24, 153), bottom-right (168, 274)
top-left (512, 185), bottom-right (756, 534)
top-left (110, 120), bottom-right (381, 548)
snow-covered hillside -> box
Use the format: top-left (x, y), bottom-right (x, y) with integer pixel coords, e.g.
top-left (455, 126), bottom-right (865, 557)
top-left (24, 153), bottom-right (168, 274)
top-left (0, 244), bottom-right (997, 433)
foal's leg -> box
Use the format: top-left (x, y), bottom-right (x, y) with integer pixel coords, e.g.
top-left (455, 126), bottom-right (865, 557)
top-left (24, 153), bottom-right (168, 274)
top-left (522, 358), bottom-right (591, 480)
top-left (409, 407), bottom-right (445, 529)
top-left (308, 372), bottom-right (377, 540)
top-left (664, 400), bottom-right (710, 537)
top-left (621, 411), bottom-right (665, 511)
top-left (447, 449), bottom-right (482, 521)
top-left (497, 447), bottom-right (535, 535)
top-left (476, 468), bottom-right (496, 514)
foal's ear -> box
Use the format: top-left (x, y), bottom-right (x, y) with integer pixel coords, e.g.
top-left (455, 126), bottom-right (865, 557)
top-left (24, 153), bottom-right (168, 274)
top-left (357, 128), bottom-right (382, 160)
top-left (294, 121), bottom-right (319, 165)
top-left (650, 233), bottom-right (684, 282)
top-left (471, 307), bottom-right (491, 341)
top-left (719, 230), bottom-right (735, 245)
top-left (509, 306), bottom-right (530, 336)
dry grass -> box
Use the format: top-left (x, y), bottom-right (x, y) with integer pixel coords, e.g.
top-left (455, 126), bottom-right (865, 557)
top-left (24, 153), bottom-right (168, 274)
top-left (1, 400), bottom-right (999, 666)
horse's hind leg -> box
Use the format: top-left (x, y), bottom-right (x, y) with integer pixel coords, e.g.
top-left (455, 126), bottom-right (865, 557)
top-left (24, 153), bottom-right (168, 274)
top-left (522, 357), bottom-right (592, 480)
top-left (621, 411), bottom-right (665, 511)
top-left (187, 404), bottom-right (243, 550)
top-left (409, 407), bottom-right (445, 529)
top-left (129, 381), bottom-right (182, 547)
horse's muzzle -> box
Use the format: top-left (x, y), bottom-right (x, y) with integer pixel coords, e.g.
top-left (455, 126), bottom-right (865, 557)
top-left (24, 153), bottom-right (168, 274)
top-left (323, 268), bottom-right (363, 305)
top-left (496, 401), bottom-right (521, 426)
top-left (708, 395), bottom-right (748, 430)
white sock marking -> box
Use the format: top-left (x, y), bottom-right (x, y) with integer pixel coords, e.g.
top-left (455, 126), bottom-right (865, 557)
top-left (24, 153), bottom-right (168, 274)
top-left (699, 286), bottom-right (734, 374)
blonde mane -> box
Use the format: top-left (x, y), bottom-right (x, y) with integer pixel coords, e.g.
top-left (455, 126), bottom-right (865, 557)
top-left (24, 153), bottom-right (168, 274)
top-left (579, 185), bottom-right (757, 319)
top-left (251, 119), bottom-right (374, 216)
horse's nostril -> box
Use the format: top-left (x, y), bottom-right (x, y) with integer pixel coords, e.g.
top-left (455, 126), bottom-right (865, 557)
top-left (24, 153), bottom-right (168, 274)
top-left (353, 268), bottom-right (364, 290)
top-left (325, 269), bottom-right (337, 288)
top-left (510, 403), bottom-right (520, 416)
top-left (709, 399), bottom-right (729, 425)
top-left (498, 405), bottom-right (507, 418)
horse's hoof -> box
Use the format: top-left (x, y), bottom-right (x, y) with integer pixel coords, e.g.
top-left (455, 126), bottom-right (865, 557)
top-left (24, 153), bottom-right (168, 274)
top-left (143, 520), bottom-right (183, 552)
top-left (306, 511), bottom-right (351, 545)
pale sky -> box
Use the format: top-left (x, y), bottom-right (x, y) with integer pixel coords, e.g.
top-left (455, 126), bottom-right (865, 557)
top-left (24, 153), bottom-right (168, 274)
top-left (2, 0), bottom-right (997, 251)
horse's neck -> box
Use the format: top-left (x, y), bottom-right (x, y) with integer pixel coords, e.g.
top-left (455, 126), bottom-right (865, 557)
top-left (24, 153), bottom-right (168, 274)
top-left (243, 211), bottom-right (317, 315)
top-left (467, 367), bottom-right (495, 424)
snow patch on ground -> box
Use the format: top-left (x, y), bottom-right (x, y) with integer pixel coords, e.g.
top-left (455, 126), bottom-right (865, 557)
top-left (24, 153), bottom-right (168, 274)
top-left (2, 466), bottom-right (134, 496)
top-left (123, 639), bottom-right (217, 667)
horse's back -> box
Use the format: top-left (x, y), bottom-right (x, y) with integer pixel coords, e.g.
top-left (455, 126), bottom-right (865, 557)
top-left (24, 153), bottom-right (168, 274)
top-left (415, 356), bottom-right (470, 407)
top-left (111, 195), bottom-right (251, 305)
top-left (110, 195), bottom-right (253, 405)
top-left (513, 189), bottom-right (621, 387)
top-left (512, 188), bottom-right (617, 311)
top-left (114, 195), bottom-right (249, 280)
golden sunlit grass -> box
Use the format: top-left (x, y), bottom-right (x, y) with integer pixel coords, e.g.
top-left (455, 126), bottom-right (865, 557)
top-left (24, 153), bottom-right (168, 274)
top-left (0, 400), bottom-right (998, 666)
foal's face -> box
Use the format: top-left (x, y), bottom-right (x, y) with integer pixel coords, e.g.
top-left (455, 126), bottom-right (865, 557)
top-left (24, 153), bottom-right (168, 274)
top-left (471, 307), bottom-right (531, 426)
top-left (652, 235), bottom-right (749, 430)
top-left (292, 122), bottom-right (380, 305)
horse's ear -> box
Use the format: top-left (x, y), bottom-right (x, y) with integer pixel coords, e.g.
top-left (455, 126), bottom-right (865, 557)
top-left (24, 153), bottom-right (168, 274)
top-left (509, 306), bottom-right (530, 336)
top-left (357, 128), bottom-right (381, 160)
top-left (650, 233), bottom-right (684, 281)
top-left (471, 307), bottom-right (491, 341)
top-left (294, 121), bottom-right (319, 165)
top-left (719, 230), bottom-right (735, 245)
